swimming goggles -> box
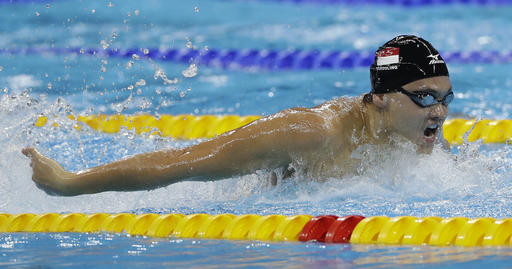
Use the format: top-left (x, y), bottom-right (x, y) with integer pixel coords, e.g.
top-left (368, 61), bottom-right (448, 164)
top-left (395, 88), bottom-right (454, 108)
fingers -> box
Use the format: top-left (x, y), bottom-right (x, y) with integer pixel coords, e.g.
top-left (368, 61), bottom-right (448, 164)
top-left (22, 147), bottom-right (35, 158)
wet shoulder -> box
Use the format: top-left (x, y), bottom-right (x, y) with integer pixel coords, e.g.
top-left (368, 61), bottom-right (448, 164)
top-left (282, 96), bottom-right (362, 131)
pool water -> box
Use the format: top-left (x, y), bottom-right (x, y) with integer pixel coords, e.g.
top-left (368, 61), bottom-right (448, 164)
top-left (2, 0), bottom-right (512, 267)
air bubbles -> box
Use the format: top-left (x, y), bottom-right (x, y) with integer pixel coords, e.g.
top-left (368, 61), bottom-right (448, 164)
top-left (126, 61), bottom-right (134, 69)
top-left (134, 10), bottom-right (140, 16)
top-left (132, 54), bottom-right (140, 60)
top-left (91, 9), bottom-right (96, 14)
top-left (182, 64), bottom-right (198, 78)
top-left (0, 66), bottom-right (3, 72)
top-left (186, 37), bottom-right (192, 49)
top-left (179, 91), bottom-right (186, 98)
top-left (127, 85), bottom-right (134, 90)
top-left (154, 68), bottom-right (178, 84)
top-left (135, 79), bottom-right (146, 87)
top-left (100, 66), bottom-right (106, 73)
top-left (138, 97), bottom-right (151, 109)
top-left (47, 82), bottom-right (52, 90)
top-left (143, 49), bottom-right (149, 55)
top-left (35, 11), bottom-right (40, 16)
top-left (194, 6), bottom-right (199, 12)
top-left (107, 2), bottom-right (114, 8)
top-left (100, 40), bottom-right (109, 49)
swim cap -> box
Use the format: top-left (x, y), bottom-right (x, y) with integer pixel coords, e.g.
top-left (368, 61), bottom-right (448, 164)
top-left (370, 35), bottom-right (449, 94)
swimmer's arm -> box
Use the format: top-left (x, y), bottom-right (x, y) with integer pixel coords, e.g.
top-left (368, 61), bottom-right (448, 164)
top-left (24, 110), bottom-right (327, 196)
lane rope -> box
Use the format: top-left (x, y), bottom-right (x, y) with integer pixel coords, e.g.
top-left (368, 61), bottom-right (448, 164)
top-left (35, 114), bottom-right (512, 144)
top-left (1, 213), bottom-right (511, 246)
top-left (246, 0), bottom-right (512, 5)
top-left (2, 48), bottom-right (512, 70)
top-left (2, 0), bottom-right (512, 5)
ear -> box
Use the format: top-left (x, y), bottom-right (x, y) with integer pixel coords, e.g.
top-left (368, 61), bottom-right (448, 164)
top-left (372, 94), bottom-right (388, 110)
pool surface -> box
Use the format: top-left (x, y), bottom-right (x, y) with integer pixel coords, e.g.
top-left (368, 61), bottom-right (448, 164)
top-left (2, 0), bottom-right (512, 267)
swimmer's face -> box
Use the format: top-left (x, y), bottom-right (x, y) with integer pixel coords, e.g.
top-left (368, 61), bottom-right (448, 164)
top-left (386, 76), bottom-right (452, 153)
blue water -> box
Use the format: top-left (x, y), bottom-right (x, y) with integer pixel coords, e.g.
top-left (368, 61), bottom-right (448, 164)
top-left (2, 0), bottom-right (512, 268)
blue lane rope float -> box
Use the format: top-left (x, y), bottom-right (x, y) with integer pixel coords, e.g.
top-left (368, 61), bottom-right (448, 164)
top-left (242, 0), bottom-right (512, 6)
top-left (3, 0), bottom-right (512, 5)
top-left (1, 47), bottom-right (512, 70)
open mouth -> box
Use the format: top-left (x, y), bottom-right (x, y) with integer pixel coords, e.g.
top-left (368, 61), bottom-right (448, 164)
top-left (423, 123), bottom-right (439, 139)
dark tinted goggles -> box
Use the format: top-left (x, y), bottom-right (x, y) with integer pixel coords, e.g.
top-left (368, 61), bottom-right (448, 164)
top-left (395, 88), bottom-right (454, 108)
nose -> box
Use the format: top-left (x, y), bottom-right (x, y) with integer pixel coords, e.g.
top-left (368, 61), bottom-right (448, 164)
top-left (429, 103), bottom-right (448, 121)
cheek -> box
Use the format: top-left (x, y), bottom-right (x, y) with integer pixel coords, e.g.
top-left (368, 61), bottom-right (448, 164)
top-left (391, 103), bottom-right (428, 132)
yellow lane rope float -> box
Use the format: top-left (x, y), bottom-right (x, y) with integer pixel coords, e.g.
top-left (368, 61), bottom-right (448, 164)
top-left (1, 213), bottom-right (512, 247)
top-left (34, 115), bottom-right (512, 144)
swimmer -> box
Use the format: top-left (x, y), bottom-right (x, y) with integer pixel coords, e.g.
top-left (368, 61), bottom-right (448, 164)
top-left (23, 35), bottom-right (453, 196)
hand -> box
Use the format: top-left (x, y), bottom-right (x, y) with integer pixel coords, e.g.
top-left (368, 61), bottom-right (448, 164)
top-left (22, 147), bottom-right (74, 196)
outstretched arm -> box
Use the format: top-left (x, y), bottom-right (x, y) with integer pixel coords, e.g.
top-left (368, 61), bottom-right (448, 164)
top-left (23, 109), bottom-right (328, 196)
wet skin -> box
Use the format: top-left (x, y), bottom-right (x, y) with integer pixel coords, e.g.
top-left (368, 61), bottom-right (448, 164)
top-left (22, 76), bottom-right (451, 196)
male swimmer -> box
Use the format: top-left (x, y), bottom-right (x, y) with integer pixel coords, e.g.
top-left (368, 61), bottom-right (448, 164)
top-left (23, 35), bottom-right (453, 196)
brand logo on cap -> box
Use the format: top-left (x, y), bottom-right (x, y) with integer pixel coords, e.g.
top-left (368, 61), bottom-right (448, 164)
top-left (427, 54), bottom-right (445, 65)
top-left (376, 47), bottom-right (399, 66)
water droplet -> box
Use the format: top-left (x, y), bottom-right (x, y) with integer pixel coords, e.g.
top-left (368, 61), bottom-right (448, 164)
top-left (179, 91), bottom-right (186, 98)
top-left (154, 68), bottom-right (178, 84)
top-left (35, 11), bottom-right (40, 16)
top-left (194, 6), bottom-right (199, 12)
top-left (47, 82), bottom-right (52, 89)
top-left (137, 89), bottom-right (142, 94)
top-left (126, 61), bottom-right (134, 69)
top-left (0, 66), bottom-right (3, 72)
top-left (135, 79), bottom-right (146, 87)
top-left (134, 9), bottom-right (140, 16)
top-left (143, 49), bottom-right (149, 55)
top-left (100, 40), bottom-right (109, 49)
top-left (132, 54), bottom-right (140, 60)
top-left (204, 46), bottom-right (209, 51)
top-left (108, 2), bottom-right (114, 7)
top-left (112, 32), bottom-right (117, 39)
top-left (46, 4), bottom-right (50, 8)
top-left (186, 37), bottom-right (192, 48)
top-left (80, 48), bottom-right (85, 54)
top-left (181, 64), bottom-right (198, 78)
top-left (155, 89), bottom-right (161, 94)
top-left (100, 66), bottom-right (106, 73)
top-left (101, 59), bottom-right (108, 65)
top-left (91, 9), bottom-right (96, 14)
top-left (127, 85), bottom-right (134, 90)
